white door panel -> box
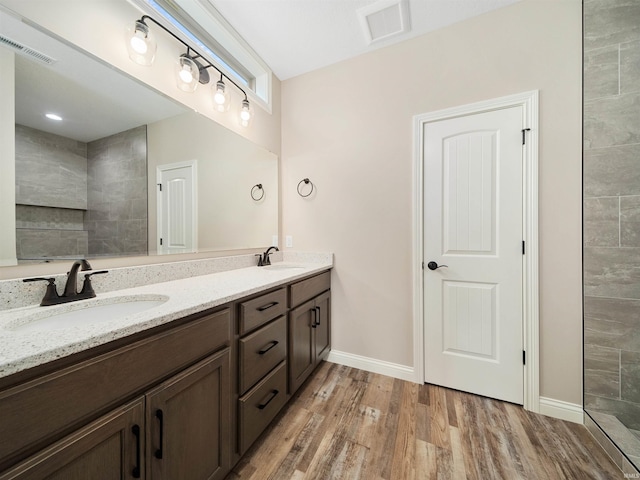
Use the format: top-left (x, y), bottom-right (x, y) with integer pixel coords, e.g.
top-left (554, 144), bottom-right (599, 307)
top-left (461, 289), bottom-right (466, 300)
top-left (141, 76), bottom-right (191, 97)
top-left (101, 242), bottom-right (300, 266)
top-left (157, 162), bottom-right (197, 254)
top-left (424, 106), bottom-right (523, 404)
top-left (443, 131), bottom-right (496, 254)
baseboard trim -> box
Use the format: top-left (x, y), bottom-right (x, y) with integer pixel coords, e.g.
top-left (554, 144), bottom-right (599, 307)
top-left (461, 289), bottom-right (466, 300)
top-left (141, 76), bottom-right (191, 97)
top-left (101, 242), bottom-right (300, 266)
top-left (326, 350), bottom-right (415, 382)
top-left (539, 396), bottom-right (583, 424)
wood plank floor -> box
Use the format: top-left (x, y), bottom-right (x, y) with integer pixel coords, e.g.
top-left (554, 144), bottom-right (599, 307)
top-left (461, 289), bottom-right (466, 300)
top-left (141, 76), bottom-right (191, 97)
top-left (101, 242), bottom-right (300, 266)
top-left (228, 362), bottom-right (623, 480)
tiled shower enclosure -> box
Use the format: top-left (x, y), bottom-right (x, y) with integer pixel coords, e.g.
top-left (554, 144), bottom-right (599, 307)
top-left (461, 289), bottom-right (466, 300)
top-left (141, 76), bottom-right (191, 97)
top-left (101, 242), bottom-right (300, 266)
top-left (583, 0), bottom-right (640, 470)
top-left (14, 125), bottom-right (147, 260)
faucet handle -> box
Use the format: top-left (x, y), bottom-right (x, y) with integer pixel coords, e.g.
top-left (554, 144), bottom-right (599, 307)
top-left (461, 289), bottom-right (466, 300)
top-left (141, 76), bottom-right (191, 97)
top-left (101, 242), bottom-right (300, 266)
top-left (80, 270), bottom-right (108, 297)
top-left (255, 254), bottom-right (264, 267)
top-left (23, 277), bottom-right (55, 284)
top-left (84, 270), bottom-right (109, 278)
top-left (23, 277), bottom-right (60, 306)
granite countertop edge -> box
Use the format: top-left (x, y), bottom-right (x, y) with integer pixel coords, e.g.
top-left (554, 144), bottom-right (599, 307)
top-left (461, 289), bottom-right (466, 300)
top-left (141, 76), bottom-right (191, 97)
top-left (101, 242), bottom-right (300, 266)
top-left (0, 260), bottom-right (332, 379)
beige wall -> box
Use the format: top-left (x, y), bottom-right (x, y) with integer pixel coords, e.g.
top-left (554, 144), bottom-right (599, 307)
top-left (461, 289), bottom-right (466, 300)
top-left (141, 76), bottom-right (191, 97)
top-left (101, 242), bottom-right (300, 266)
top-left (147, 111), bottom-right (278, 253)
top-left (0, 48), bottom-right (16, 266)
top-left (281, 0), bottom-right (583, 404)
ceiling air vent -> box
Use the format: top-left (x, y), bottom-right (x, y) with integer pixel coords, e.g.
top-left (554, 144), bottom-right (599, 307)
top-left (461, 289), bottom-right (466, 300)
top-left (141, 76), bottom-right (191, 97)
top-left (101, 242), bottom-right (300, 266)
top-left (0, 34), bottom-right (56, 65)
top-left (357, 0), bottom-right (410, 45)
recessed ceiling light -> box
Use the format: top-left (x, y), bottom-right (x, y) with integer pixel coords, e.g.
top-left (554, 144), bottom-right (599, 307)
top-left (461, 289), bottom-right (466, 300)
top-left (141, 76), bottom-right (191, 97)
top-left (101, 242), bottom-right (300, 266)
top-left (45, 113), bottom-right (62, 121)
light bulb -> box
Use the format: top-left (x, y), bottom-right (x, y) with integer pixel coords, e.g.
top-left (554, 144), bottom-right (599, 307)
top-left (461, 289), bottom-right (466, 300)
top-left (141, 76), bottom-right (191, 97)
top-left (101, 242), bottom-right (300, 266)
top-left (214, 90), bottom-right (225, 104)
top-left (175, 55), bottom-right (199, 92)
top-left (239, 98), bottom-right (253, 127)
top-left (212, 79), bottom-right (230, 112)
top-left (179, 67), bottom-right (194, 84)
top-left (126, 21), bottom-right (156, 66)
top-left (130, 34), bottom-right (147, 54)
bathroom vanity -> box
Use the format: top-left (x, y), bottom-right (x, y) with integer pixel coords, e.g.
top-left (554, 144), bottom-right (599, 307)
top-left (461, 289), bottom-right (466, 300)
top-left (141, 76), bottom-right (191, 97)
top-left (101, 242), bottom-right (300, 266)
top-left (0, 260), bottom-right (331, 479)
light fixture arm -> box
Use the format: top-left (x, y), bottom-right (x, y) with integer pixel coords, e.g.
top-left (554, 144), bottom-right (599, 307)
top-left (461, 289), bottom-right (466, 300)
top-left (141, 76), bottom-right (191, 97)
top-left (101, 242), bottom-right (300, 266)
top-left (136, 15), bottom-right (247, 98)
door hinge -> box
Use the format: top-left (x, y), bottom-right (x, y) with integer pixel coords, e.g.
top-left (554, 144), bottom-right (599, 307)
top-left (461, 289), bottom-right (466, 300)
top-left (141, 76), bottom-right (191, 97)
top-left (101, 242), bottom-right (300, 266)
top-left (523, 350), bottom-right (526, 365)
top-left (522, 128), bottom-right (531, 145)
top-left (522, 241), bottom-right (525, 255)
top-left (160, 238), bottom-right (163, 246)
top-left (157, 183), bottom-right (162, 191)
top-left (422, 261), bottom-right (425, 270)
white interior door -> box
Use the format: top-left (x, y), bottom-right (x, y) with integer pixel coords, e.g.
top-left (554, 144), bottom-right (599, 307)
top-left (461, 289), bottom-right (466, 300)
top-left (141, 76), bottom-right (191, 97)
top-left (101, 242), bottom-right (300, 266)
top-left (157, 161), bottom-right (197, 254)
top-left (423, 106), bottom-right (524, 404)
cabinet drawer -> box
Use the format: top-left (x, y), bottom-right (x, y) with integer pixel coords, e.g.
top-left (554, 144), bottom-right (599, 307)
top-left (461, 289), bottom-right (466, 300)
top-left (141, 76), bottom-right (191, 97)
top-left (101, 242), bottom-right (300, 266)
top-left (238, 288), bottom-right (287, 335)
top-left (0, 308), bottom-right (230, 470)
top-left (289, 271), bottom-right (331, 308)
top-left (238, 361), bottom-right (287, 454)
top-left (239, 316), bottom-right (287, 394)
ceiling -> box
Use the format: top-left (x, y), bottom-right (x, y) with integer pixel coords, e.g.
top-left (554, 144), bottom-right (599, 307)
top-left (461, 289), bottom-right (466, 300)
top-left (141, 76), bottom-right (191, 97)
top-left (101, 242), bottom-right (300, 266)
top-left (209, 0), bottom-right (522, 80)
top-left (1, 10), bottom-right (185, 142)
top-left (1, 0), bottom-right (522, 141)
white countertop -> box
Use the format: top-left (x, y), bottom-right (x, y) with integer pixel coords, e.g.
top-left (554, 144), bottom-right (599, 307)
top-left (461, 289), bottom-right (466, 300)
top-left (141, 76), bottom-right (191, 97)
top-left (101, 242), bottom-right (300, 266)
top-left (0, 261), bottom-right (332, 379)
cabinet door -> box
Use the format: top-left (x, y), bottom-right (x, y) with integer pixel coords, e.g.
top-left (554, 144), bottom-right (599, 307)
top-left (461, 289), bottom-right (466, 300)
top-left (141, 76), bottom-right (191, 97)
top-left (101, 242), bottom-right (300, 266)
top-left (288, 300), bottom-right (316, 394)
top-left (1, 398), bottom-right (144, 480)
top-left (314, 291), bottom-right (331, 363)
top-left (146, 349), bottom-right (231, 480)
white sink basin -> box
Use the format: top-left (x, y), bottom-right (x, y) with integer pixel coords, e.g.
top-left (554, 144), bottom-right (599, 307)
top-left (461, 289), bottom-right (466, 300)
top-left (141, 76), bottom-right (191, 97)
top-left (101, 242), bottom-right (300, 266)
top-left (263, 264), bottom-right (306, 271)
top-left (7, 295), bottom-right (169, 333)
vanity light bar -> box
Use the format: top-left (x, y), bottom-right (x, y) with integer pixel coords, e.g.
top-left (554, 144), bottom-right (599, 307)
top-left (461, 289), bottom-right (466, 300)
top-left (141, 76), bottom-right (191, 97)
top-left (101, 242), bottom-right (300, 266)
top-left (126, 15), bottom-right (253, 127)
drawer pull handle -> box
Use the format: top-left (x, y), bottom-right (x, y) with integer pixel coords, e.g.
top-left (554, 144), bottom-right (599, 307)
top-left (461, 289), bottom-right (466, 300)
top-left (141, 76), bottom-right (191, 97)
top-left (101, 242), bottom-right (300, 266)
top-left (258, 389), bottom-right (279, 410)
top-left (259, 340), bottom-right (279, 355)
top-left (132, 424), bottom-right (141, 478)
top-left (258, 301), bottom-right (279, 311)
top-left (155, 409), bottom-right (164, 460)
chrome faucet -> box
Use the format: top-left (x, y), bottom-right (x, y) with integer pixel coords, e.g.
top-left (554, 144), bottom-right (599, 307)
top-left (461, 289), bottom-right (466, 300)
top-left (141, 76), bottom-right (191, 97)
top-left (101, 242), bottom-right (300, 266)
top-left (23, 259), bottom-right (109, 306)
top-left (257, 246), bottom-right (279, 266)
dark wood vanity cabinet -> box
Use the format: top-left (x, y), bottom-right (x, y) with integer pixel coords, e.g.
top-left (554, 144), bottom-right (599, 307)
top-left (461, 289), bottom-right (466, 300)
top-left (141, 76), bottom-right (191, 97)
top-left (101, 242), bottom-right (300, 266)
top-left (0, 268), bottom-right (331, 479)
top-left (0, 397), bottom-right (146, 480)
top-left (0, 350), bottom-right (231, 480)
top-left (145, 350), bottom-right (230, 480)
top-left (237, 288), bottom-right (289, 455)
top-left (288, 272), bottom-right (331, 395)
top-left (0, 309), bottom-right (232, 480)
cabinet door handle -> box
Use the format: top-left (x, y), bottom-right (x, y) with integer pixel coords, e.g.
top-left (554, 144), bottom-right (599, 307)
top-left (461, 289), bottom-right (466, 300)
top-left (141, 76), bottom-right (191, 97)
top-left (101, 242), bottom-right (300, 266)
top-left (258, 340), bottom-right (279, 354)
top-left (154, 409), bottom-right (164, 460)
top-left (315, 306), bottom-right (321, 326)
top-left (258, 389), bottom-right (279, 410)
top-left (257, 301), bottom-right (278, 311)
top-left (131, 424), bottom-right (141, 478)
top-left (311, 307), bottom-right (317, 328)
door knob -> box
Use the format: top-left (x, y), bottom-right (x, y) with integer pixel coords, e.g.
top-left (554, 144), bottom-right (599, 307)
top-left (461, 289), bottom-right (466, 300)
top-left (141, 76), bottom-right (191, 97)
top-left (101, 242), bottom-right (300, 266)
top-left (427, 261), bottom-right (448, 271)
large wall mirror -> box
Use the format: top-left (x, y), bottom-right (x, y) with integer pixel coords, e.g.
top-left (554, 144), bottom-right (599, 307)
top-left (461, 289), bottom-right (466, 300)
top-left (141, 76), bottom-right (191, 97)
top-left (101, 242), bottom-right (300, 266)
top-left (0, 9), bottom-right (278, 265)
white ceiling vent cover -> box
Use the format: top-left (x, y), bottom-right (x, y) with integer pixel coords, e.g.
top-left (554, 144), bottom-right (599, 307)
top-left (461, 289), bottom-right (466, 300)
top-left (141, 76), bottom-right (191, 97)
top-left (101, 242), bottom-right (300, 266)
top-left (357, 0), bottom-right (410, 45)
top-left (0, 34), bottom-right (56, 65)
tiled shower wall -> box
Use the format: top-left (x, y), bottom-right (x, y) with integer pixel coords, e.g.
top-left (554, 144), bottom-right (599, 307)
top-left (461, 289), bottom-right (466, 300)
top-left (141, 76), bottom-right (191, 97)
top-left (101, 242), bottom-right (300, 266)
top-left (583, 0), bottom-right (640, 467)
top-left (86, 125), bottom-right (147, 257)
top-left (14, 125), bottom-right (88, 259)
top-left (14, 124), bottom-right (148, 260)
